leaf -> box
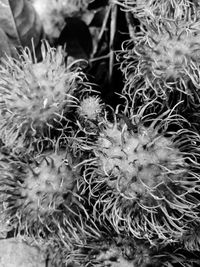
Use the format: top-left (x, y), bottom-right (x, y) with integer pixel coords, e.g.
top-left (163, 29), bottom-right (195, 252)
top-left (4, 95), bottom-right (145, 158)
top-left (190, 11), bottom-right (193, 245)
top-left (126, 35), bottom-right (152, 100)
top-left (57, 17), bottom-right (93, 60)
top-left (88, 0), bottom-right (109, 10)
top-left (0, 0), bottom-right (43, 58)
top-left (0, 27), bottom-right (12, 58)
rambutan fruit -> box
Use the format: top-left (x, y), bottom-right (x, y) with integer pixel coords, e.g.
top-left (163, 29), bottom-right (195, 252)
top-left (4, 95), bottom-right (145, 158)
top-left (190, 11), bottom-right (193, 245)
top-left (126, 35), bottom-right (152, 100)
top-left (116, 0), bottom-right (200, 23)
top-left (65, 236), bottom-right (152, 267)
top-left (59, 92), bottom-right (108, 155)
top-left (81, 103), bottom-right (200, 245)
top-left (121, 19), bottom-right (200, 101)
top-left (77, 96), bottom-right (104, 121)
top-left (64, 235), bottom-right (200, 267)
top-left (0, 149), bottom-right (82, 240)
top-left (74, 94), bottom-right (106, 138)
top-left (0, 41), bottom-right (84, 152)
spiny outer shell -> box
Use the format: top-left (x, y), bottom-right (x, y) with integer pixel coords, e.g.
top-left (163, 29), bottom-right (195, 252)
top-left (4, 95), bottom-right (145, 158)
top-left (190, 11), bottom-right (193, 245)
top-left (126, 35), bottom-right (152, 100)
top-left (95, 121), bottom-right (185, 200)
top-left (119, 0), bottom-right (200, 22)
top-left (0, 42), bottom-right (81, 149)
top-left (83, 111), bottom-right (200, 244)
top-left (66, 237), bottom-right (151, 267)
top-left (0, 150), bottom-right (78, 236)
top-left (19, 151), bottom-right (74, 215)
top-left (78, 96), bottom-right (103, 121)
top-left (122, 20), bottom-right (200, 99)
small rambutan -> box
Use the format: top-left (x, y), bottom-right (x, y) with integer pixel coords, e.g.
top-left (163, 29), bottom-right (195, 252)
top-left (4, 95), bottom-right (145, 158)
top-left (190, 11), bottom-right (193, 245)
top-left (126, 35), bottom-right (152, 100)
top-left (0, 149), bottom-right (80, 239)
top-left (0, 41), bottom-right (83, 152)
top-left (64, 235), bottom-right (200, 267)
top-left (121, 19), bottom-right (200, 100)
top-left (81, 103), bottom-right (200, 244)
top-left (77, 95), bottom-right (104, 121)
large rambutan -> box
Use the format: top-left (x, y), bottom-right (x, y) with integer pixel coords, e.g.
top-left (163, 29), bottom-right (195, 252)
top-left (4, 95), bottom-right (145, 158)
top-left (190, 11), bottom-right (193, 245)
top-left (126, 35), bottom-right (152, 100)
top-left (121, 19), bottom-right (200, 101)
top-left (80, 102), bottom-right (200, 245)
top-left (0, 41), bottom-right (84, 152)
top-left (0, 149), bottom-right (82, 240)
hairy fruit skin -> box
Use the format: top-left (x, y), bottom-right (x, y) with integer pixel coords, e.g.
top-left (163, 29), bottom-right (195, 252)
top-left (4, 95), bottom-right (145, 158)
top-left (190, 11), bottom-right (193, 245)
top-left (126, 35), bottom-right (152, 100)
top-left (95, 122), bottom-right (185, 199)
top-left (121, 19), bottom-right (200, 101)
top-left (80, 105), bottom-right (200, 244)
top-left (0, 42), bottom-right (82, 151)
top-left (19, 152), bottom-right (73, 216)
top-left (118, 0), bottom-right (200, 22)
top-left (0, 150), bottom-right (78, 237)
top-left (77, 96), bottom-right (103, 121)
top-left (66, 237), bottom-right (152, 267)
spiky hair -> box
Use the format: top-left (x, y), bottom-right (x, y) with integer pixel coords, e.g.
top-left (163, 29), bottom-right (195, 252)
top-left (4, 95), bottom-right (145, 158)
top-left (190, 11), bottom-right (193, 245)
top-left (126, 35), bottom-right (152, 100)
top-left (121, 19), bottom-right (200, 101)
top-left (78, 101), bottom-right (200, 245)
top-left (0, 41), bottom-right (83, 152)
top-left (0, 150), bottom-right (80, 238)
top-left (116, 0), bottom-right (200, 22)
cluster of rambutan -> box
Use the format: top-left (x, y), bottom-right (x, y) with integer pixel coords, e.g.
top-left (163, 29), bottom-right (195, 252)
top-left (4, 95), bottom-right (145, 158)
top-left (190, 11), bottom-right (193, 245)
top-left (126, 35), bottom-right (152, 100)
top-left (2, 1), bottom-right (200, 267)
top-left (94, 0), bottom-right (200, 266)
top-left (0, 40), bottom-right (105, 262)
